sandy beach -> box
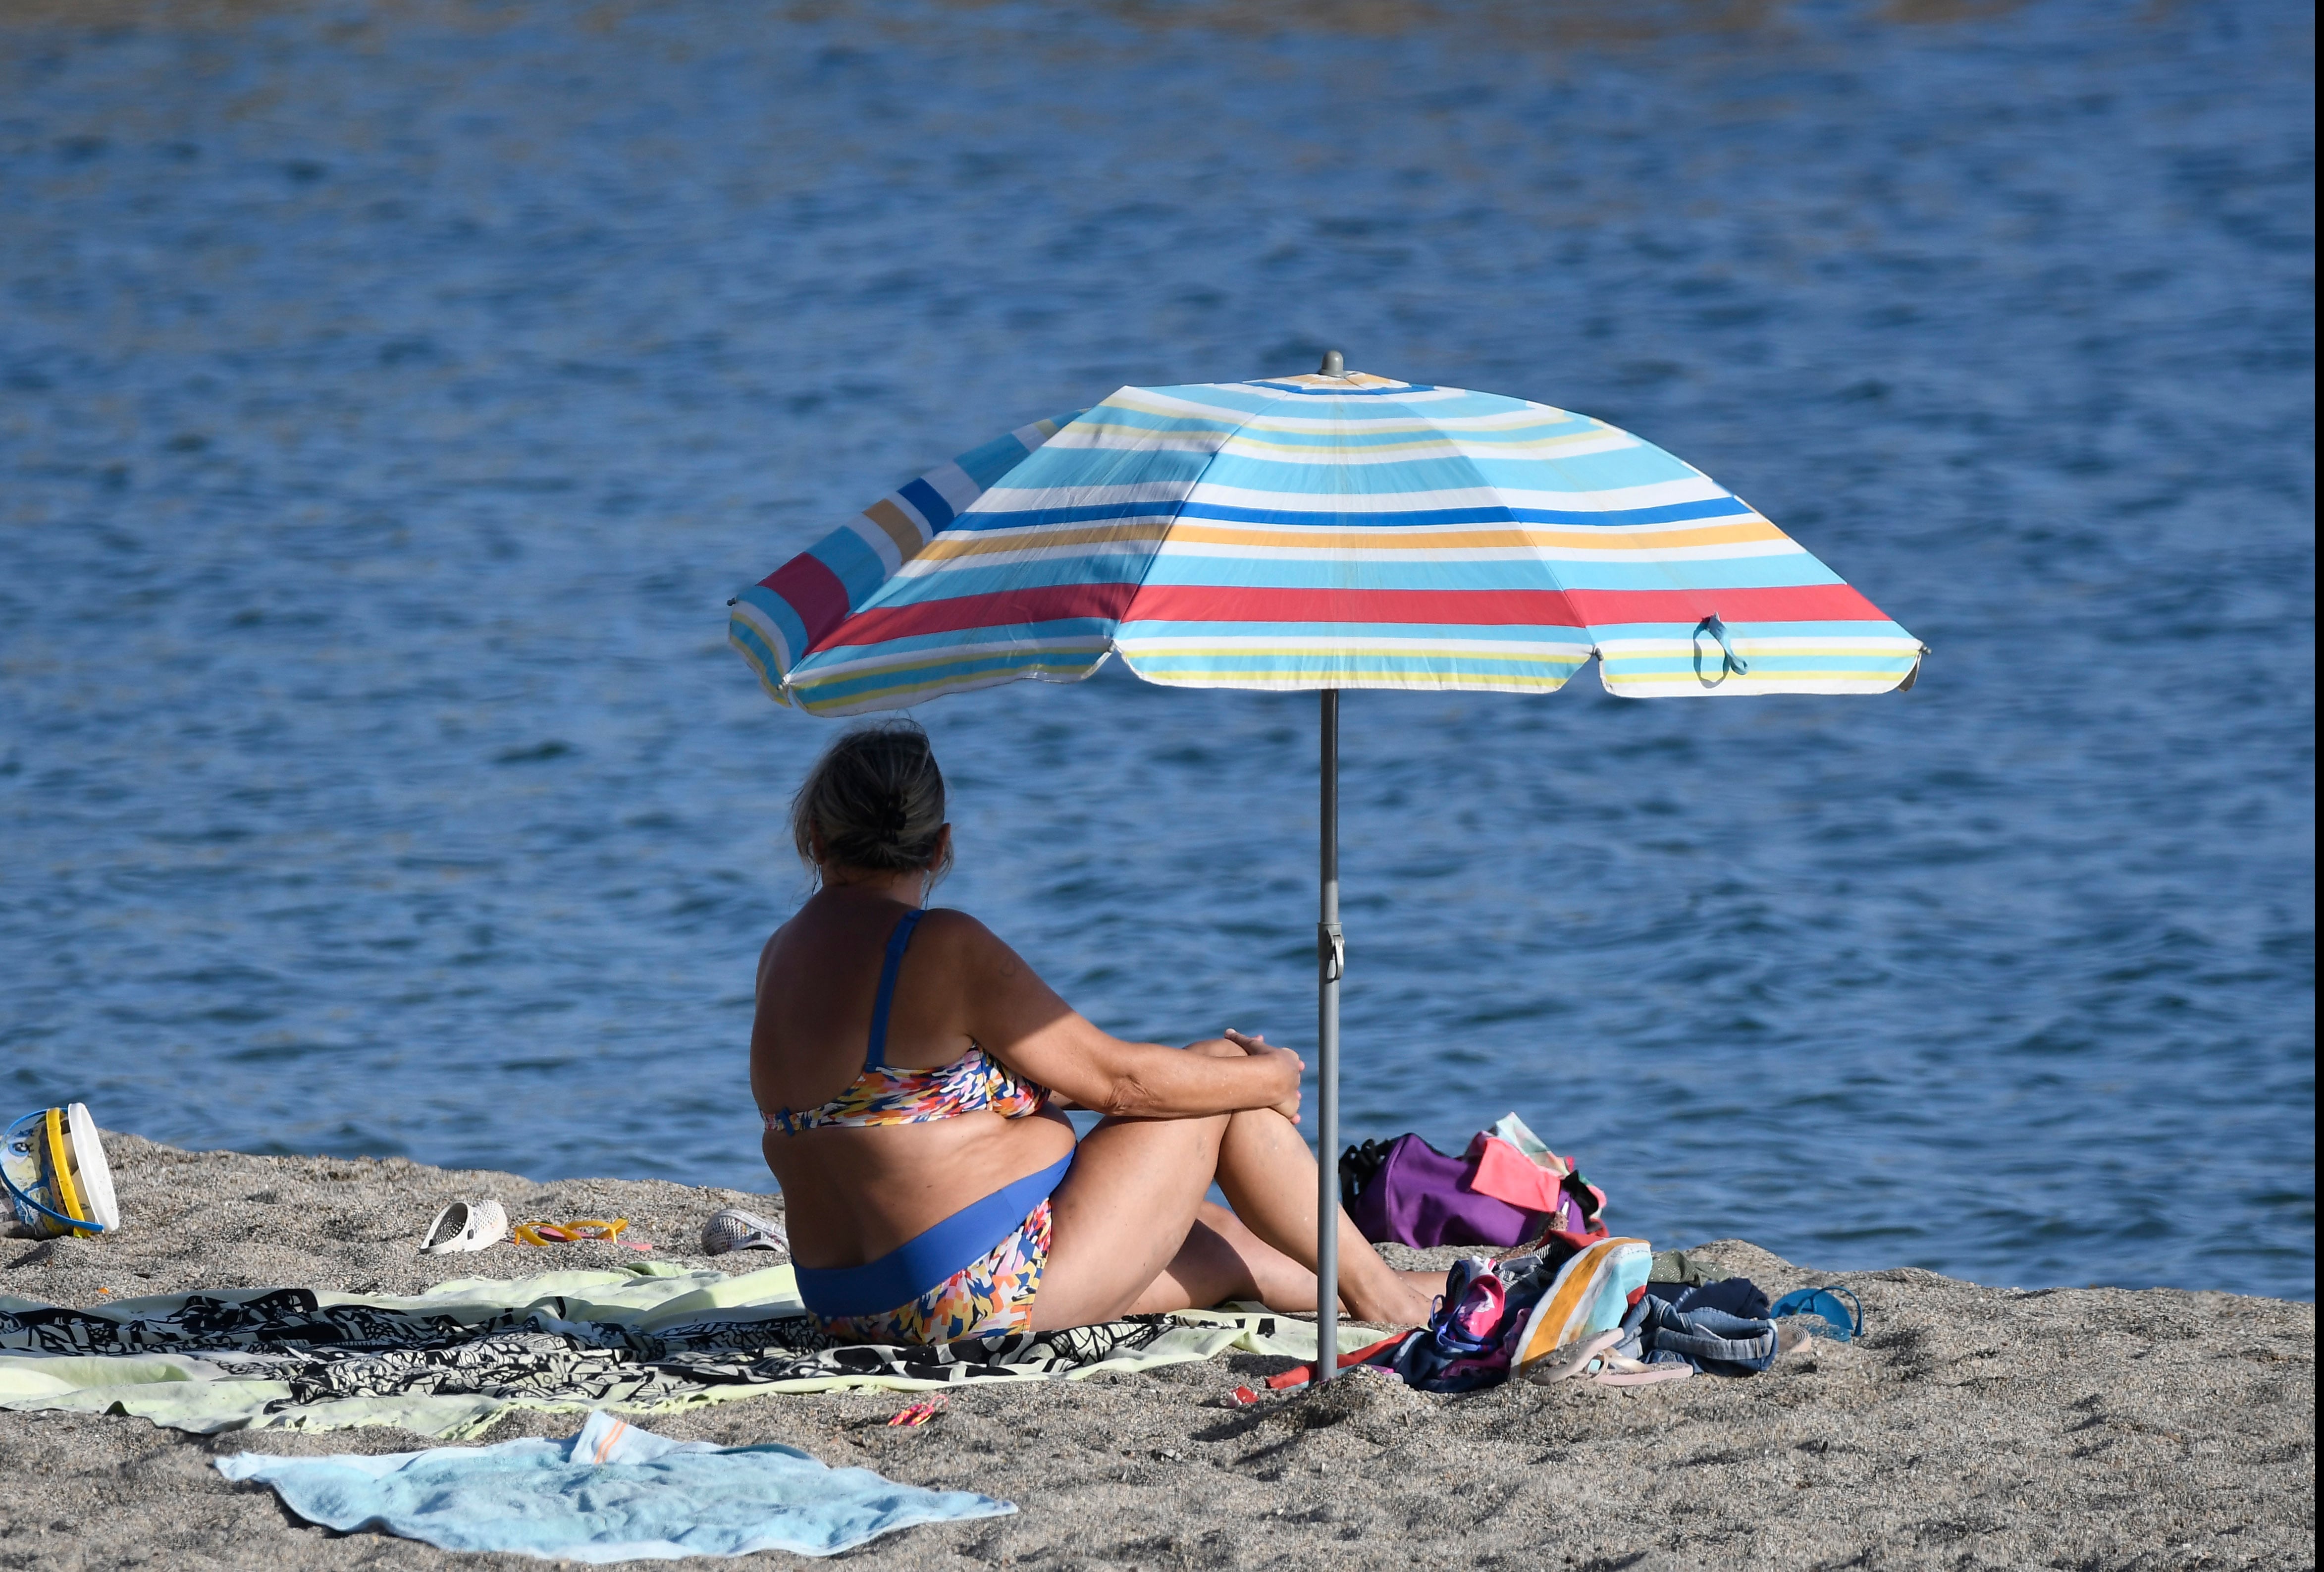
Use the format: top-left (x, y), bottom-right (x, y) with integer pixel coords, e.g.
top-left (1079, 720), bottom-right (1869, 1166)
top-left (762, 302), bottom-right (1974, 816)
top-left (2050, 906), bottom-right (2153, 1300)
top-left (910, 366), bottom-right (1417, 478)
top-left (0, 1134), bottom-right (2310, 1571)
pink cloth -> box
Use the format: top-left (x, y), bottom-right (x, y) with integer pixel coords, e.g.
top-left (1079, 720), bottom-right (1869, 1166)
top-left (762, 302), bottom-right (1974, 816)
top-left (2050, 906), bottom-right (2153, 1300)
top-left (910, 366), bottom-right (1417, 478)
top-left (1463, 1133), bottom-right (1569, 1212)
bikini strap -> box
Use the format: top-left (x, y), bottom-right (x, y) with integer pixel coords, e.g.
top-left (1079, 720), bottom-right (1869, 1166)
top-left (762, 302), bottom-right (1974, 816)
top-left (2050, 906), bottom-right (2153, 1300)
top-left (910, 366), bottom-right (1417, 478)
top-left (863, 908), bottom-right (927, 1071)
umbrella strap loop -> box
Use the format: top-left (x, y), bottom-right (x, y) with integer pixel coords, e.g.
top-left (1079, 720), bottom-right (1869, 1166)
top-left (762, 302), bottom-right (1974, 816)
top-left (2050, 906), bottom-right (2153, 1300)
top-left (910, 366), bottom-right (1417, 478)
top-left (1695, 614), bottom-right (1751, 679)
top-left (1319, 922), bottom-right (1345, 983)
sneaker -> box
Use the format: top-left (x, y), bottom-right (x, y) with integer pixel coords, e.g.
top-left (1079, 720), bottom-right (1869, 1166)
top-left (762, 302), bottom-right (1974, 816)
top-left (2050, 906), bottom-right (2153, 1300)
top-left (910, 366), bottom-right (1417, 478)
top-left (700, 1206), bottom-right (788, 1256)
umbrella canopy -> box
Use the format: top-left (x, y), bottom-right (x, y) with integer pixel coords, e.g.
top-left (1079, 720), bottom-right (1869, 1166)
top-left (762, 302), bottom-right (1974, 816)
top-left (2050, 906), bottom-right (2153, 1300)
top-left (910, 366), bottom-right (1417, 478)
top-left (729, 360), bottom-right (1922, 1374)
top-left (729, 368), bottom-right (1924, 713)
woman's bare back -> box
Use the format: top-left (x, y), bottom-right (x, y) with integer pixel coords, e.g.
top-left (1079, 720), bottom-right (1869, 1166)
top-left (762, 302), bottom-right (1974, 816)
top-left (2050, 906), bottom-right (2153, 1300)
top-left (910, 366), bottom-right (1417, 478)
top-left (750, 889), bottom-right (1074, 1270)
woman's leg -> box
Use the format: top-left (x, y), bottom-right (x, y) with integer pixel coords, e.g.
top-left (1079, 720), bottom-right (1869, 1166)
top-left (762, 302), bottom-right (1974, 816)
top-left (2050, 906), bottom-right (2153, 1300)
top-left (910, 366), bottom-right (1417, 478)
top-left (1029, 1093), bottom-right (1231, 1330)
top-left (1208, 1101), bottom-right (1442, 1321)
top-left (1122, 1201), bottom-right (1327, 1314)
top-left (1032, 1045), bottom-right (1440, 1329)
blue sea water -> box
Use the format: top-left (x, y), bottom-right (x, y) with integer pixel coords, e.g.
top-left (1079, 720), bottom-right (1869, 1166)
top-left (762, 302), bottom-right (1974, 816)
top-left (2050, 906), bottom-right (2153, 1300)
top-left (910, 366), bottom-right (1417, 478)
top-left (0, 0), bottom-right (2312, 1299)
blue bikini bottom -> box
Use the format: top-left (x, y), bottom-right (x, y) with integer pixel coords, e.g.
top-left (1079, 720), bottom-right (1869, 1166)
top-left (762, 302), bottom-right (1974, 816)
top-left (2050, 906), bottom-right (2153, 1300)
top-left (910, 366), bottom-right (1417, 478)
top-left (792, 1153), bottom-right (1073, 1321)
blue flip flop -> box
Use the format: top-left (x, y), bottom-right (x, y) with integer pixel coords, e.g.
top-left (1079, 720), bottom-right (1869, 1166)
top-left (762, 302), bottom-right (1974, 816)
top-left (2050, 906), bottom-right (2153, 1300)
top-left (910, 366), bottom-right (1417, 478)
top-left (1769, 1285), bottom-right (1862, 1342)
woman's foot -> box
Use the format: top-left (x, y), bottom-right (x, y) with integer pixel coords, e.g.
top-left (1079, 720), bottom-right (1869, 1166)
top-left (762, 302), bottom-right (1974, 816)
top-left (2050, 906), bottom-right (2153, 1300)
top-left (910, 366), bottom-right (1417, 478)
top-left (1397, 1267), bottom-right (1450, 1317)
top-left (1345, 1267), bottom-right (1446, 1328)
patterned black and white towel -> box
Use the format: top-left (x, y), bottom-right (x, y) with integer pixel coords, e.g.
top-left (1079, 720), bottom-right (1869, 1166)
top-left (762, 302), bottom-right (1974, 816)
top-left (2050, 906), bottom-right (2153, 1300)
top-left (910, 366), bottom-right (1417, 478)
top-left (0, 1271), bottom-right (1326, 1435)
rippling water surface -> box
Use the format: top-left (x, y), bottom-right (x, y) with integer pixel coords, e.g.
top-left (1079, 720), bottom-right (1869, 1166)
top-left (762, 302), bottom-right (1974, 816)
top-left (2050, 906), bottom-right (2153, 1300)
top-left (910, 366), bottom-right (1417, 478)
top-left (2, 0), bottom-right (2313, 1297)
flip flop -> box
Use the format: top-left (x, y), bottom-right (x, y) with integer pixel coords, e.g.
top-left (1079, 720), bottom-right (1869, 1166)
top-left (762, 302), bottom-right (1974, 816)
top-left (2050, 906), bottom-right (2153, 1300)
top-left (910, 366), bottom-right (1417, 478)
top-left (1522, 1327), bottom-right (1626, 1384)
top-left (700, 1207), bottom-right (788, 1255)
top-left (419, 1200), bottom-right (508, 1255)
top-left (1770, 1285), bottom-right (1862, 1342)
top-left (515, 1217), bottom-right (629, 1246)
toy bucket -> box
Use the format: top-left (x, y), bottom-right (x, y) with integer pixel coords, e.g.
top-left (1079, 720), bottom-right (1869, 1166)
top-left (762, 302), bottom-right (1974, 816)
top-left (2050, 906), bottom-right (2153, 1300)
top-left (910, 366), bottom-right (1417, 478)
top-left (2, 1103), bottom-right (120, 1239)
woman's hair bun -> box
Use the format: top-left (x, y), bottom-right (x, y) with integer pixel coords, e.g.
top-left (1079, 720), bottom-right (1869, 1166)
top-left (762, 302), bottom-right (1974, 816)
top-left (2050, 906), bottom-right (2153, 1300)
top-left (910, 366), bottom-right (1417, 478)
top-left (791, 722), bottom-right (949, 876)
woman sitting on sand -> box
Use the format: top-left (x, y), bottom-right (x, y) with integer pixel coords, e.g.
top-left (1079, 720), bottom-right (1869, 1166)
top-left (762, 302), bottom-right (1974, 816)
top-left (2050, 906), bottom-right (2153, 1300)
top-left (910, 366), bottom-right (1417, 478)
top-left (752, 723), bottom-right (1444, 1345)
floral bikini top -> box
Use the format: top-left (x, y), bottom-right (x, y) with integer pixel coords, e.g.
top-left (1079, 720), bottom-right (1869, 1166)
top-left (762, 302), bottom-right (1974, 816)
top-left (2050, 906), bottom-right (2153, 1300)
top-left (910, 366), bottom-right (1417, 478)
top-left (762, 909), bottom-right (1047, 1136)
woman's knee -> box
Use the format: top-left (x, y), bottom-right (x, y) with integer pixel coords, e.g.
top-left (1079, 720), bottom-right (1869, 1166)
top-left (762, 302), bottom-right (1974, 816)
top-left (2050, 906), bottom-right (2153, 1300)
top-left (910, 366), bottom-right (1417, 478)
top-left (1182, 1037), bottom-right (1245, 1061)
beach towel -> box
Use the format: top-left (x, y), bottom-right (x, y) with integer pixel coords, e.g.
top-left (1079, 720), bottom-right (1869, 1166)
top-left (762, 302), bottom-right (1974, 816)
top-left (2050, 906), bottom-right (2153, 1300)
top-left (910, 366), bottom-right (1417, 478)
top-left (1, 1263), bottom-right (1372, 1438)
top-left (217, 1409), bottom-right (1011, 1561)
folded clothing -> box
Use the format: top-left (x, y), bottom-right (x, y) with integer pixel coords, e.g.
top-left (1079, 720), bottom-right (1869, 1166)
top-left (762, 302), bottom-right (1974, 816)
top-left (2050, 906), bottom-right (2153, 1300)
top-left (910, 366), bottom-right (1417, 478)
top-left (1618, 1278), bottom-right (1779, 1375)
top-left (216, 1409), bottom-right (1013, 1562)
top-left (1644, 1276), bottom-right (1771, 1320)
top-left (1358, 1238), bottom-right (1653, 1393)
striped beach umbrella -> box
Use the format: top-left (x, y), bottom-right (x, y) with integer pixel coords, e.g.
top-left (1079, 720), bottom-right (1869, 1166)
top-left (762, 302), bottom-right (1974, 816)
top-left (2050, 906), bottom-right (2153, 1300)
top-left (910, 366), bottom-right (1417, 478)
top-left (730, 355), bottom-right (1924, 1368)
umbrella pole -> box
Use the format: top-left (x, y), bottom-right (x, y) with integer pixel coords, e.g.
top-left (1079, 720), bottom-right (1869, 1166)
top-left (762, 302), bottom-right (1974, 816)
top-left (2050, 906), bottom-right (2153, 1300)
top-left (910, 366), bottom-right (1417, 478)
top-left (1315, 688), bottom-right (1343, 1382)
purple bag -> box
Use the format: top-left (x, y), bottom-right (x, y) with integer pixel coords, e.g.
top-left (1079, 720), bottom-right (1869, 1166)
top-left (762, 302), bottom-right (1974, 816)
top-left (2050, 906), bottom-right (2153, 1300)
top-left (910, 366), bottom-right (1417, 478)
top-left (1343, 1133), bottom-right (1602, 1249)
top-left (1341, 1135), bottom-right (1534, 1248)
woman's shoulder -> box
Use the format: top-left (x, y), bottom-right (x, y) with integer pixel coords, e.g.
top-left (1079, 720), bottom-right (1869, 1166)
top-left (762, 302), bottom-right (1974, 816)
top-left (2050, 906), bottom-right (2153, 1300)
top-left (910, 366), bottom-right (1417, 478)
top-left (758, 901), bottom-right (1014, 979)
top-left (911, 905), bottom-right (1003, 955)
top-left (921, 906), bottom-right (1055, 982)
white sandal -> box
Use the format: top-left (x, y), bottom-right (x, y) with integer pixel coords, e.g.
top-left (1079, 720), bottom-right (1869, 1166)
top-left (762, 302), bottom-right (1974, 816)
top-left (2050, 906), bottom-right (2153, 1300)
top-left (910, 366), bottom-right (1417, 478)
top-left (420, 1199), bottom-right (508, 1254)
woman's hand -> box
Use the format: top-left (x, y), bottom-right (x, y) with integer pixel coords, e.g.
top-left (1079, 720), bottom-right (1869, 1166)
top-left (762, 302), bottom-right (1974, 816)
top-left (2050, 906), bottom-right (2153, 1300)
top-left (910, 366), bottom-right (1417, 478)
top-left (942, 908), bottom-right (1319, 1120)
top-left (1222, 1029), bottom-right (1304, 1123)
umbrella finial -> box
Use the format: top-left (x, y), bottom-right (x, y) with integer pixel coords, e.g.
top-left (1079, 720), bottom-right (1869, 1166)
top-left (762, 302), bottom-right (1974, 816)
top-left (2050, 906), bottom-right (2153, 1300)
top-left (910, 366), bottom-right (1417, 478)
top-left (1319, 349), bottom-right (1345, 377)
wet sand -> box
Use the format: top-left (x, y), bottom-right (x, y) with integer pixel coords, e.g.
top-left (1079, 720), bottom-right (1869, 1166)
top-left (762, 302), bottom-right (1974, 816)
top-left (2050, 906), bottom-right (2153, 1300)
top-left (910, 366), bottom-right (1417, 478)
top-left (1, 1135), bottom-right (2312, 1571)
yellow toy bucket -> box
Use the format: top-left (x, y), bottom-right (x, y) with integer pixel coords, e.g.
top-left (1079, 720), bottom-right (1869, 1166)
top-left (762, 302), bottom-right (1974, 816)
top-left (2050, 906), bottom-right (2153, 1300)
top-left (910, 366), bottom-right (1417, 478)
top-left (3, 1103), bottom-right (120, 1239)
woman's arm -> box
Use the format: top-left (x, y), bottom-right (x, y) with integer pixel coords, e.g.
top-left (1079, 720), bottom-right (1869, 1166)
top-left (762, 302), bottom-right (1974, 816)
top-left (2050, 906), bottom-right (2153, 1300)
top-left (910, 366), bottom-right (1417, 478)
top-left (937, 913), bottom-right (1303, 1122)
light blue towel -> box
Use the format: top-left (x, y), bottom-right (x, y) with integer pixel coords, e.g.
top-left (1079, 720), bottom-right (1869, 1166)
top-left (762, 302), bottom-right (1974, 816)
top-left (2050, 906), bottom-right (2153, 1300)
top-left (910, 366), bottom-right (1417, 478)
top-left (216, 1410), bottom-right (1014, 1562)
